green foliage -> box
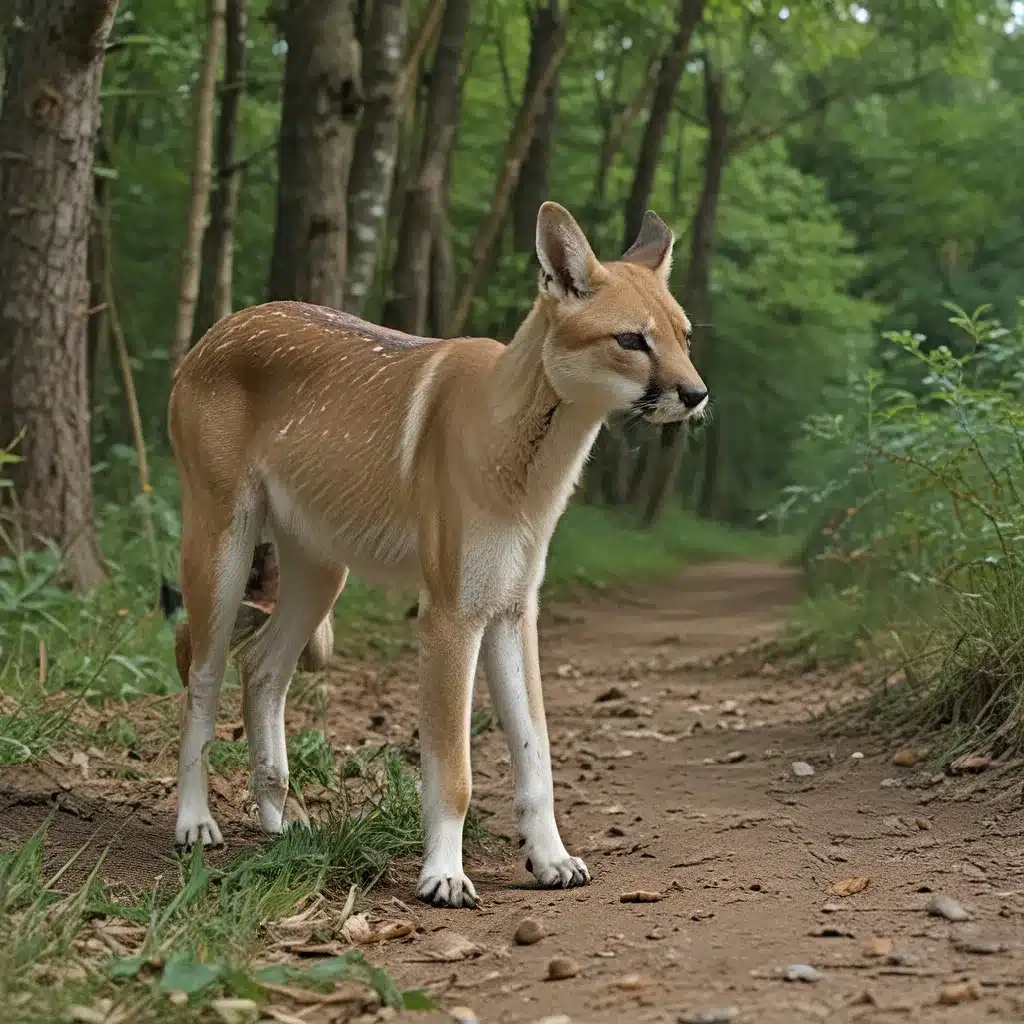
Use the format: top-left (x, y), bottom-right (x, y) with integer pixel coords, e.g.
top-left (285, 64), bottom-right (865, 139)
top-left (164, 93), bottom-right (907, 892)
top-left (773, 301), bottom-right (1024, 759)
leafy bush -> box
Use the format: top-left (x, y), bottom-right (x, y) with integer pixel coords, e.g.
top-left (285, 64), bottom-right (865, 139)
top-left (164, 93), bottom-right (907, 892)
top-left (771, 301), bottom-right (1024, 759)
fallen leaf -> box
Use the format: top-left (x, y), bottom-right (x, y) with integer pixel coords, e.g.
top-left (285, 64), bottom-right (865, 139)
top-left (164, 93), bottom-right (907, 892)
top-left (366, 919), bottom-right (414, 943)
top-left (211, 998), bottom-right (260, 1024)
top-left (829, 876), bottom-right (870, 897)
top-left (619, 890), bottom-right (663, 903)
top-left (413, 932), bottom-right (484, 963)
top-left (950, 753), bottom-right (991, 774)
top-left (938, 979), bottom-right (982, 1004)
top-left (339, 913), bottom-right (373, 944)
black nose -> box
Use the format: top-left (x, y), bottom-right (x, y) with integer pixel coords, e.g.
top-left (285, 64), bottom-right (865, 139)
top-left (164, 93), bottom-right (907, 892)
top-left (677, 384), bottom-right (708, 409)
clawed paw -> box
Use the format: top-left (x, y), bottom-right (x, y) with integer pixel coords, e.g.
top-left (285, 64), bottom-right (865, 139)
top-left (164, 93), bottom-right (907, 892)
top-left (526, 853), bottom-right (591, 889)
top-left (175, 812), bottom-right (224, 848)
top-left (416, 872), bottom-right (480, 909)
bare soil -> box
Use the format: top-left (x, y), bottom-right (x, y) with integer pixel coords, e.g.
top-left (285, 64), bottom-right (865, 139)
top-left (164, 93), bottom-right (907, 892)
top-left (4, 560), bottom-right (1024, 1023)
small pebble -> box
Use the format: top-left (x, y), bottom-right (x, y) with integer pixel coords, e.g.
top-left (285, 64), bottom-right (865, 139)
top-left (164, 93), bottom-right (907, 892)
top-left (449, 1009), bottom-right (478, 1024)
top-left (546, 955), bottom-right (580, 981)
top-left (613, 973), bottom-right (650, 991)
top-left (928, 894), bottom-right (971, 922)
top-left (721, 750), bottom-right (746, 763)
top-left (851, 751), bottom-right (864, 760)
top-left (953, 937), bottom-right (1006, 955)
top-left (678, 1008), bottom-right (740, 1023)
top-left (534, 1017), bottom-right (572, 1024)
top-left (862, 936), bottom-right (892, 958)
top-left (938, 979), bottom-right (982, 1004)
top-left (791, 761), bottom-right (815, 778)
top-left (784, 964), bottom-right (822, 983)
top-left (211, 1000), bottom-right (260, 1024)
top-left (515, 917), bottom-right (546, 945)
top-left (915, 817), bottom-right (932, 830)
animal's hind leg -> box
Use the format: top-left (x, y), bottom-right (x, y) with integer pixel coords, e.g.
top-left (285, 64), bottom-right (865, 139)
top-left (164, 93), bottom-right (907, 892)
top-left (176, 494), bottom-right (261, 847)
top-left (237, 533), bottom-right (346, 833)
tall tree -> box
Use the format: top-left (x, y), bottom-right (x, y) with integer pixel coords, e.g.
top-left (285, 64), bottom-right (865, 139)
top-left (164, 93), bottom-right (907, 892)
top-left (268, 0), bottom-right (362, 308)
top-left (171, 0), bottom-right (226, 373)
top-left (621, 0), bottom-right (704, 252)
top-left (449, 3), bottom-right (569, 336)
top-left (0, 0), bottom-right (119, 591)
top-left (344, 0), bottom-right (408, 315)
top-left (510, 0), bottom-right (565, 253)
top-left (197, 0), bottom-right (248, 334)
top-left (382, 0), bottom-right (469, 335)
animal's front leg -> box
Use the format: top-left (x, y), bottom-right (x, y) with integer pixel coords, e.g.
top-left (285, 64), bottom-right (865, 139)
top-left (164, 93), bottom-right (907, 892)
top-left (481, 600), bottom-right (590, 889)
top-left (416, 602), bottom-right (484, 909)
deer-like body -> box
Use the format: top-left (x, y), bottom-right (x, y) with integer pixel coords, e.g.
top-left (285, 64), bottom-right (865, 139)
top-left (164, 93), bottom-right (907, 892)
top-left (170, 203), bottom-right (707, 907)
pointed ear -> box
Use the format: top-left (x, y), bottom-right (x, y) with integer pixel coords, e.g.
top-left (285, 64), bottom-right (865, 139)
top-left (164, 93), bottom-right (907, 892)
top-left (536, 202), bottom-right (602, 301)
top-left (621, 210), bottom-right (674, 281)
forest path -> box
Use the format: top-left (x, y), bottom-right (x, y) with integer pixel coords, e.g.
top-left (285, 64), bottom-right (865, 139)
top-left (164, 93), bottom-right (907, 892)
top-left (370, 560), bottom-right (1024, 1024)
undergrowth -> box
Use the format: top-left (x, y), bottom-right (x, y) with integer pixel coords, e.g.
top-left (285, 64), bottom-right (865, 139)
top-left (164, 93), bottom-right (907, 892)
top-left (769, 300), bottom-right (1024, 763)
top-left (0, 751), bottom-right (442, 1023)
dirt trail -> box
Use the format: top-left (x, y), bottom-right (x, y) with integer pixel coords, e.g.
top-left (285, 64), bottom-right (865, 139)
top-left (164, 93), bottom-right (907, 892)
top-left (368, 561), bottom-right (1024, 1024)
top-left (3, 560), bottom-right (1024, 1022)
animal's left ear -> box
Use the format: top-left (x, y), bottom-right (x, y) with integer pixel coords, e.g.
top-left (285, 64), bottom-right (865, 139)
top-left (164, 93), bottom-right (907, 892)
top-left (621, 210), bottom-right (674, 281)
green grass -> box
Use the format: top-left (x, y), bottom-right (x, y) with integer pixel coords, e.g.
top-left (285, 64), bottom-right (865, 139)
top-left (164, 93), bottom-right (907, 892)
top-left (0, 751), bottom-right (443, 1024)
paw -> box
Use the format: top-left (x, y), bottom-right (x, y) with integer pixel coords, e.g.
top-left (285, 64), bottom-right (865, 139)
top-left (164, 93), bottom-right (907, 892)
top-left (526, 852), bottom-right (591, 889)
top-left (416, 871), bottom-right (480, 909)
top-left (175, 810), bottom-right (224, 848)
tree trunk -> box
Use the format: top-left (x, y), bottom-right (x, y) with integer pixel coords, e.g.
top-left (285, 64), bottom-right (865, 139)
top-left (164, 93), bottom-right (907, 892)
top-left (621, 0), bottom-right (704, 252)
top-left (641, 56), bottom-right (728, 527)
top-left (0, 0), bottom-right (119, 592)
top-left (345, 0), bottom-right (408, 314)
top-left (171, 0), bottom-right (226, 373)
top-left (267, 0), bottom-right (362, 308)
top-left (382, 0), bottom-right (469, 335)
top-left (197, 0), bottom-right (247, 335)
top-left (449, 6), bottom-right (568, 337)
top-left (510, 0), bottom-right (564, 253)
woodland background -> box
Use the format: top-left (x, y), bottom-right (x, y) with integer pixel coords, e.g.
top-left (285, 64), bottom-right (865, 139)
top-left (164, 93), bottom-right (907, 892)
top-left (1, 0), bottom-right (1024, 845)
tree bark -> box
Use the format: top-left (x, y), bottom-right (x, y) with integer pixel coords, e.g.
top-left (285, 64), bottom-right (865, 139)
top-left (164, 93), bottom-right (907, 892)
top-left (171, 0), bottom-right (226, 374)
top-left (197, 0), bottom-right (247, 335)
top-left (267, 0), bottom-right (362, 308)
top-left (510, 0), bottom-right (564, 253)
top-left (642, 56), bottom-right (728, 526)
top-left (382, 0), bottom-right (469, 335)
top-left (621, 0), bottom-right (704, 253)
top-left (0, 0), bottom-right (119, 591)
top-left (449, 7), bottom-right (568, 337)
top-left (345, 0), bottom-right (408, 314)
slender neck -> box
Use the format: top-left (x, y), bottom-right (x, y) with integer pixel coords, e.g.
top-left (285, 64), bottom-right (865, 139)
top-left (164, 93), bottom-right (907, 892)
top-left (485, 299), bottom-right (603, 502)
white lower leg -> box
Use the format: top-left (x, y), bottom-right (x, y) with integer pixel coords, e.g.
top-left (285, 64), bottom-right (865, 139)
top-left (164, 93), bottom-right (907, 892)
top-left (176, 661), bottom-right (224, 846)
top-left (482, 610), bottom-right (589, 888)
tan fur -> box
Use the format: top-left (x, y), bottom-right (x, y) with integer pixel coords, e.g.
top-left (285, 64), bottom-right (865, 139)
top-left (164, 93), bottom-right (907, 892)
top-left (169, 203), bottom-right (707, 905)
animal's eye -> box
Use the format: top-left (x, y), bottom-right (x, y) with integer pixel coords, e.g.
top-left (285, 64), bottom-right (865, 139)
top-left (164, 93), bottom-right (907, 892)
top-left (615, 332), bottom-right (649, 352)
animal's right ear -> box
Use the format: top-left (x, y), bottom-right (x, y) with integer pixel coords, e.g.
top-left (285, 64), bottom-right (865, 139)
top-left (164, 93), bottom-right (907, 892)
top-left (535, 202), bottom-right (603, 302)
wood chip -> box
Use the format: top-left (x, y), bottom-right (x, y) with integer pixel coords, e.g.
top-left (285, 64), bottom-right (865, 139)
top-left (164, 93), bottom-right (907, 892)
top-left (829, 876), bottom-right (870, 897)
top-left (619, 890), bottom-right (663, 903)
